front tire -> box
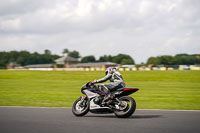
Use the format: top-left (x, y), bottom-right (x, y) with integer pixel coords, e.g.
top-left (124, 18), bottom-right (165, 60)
top-left (114, 96), bottom-right (136, 118)
top-left (72, 97), bottom-right (89, 116)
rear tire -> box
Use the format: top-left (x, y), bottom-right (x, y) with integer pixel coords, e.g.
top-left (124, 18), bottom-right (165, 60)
top-left (114, 96), bottom-right (136, 118)
top-left (72, 97), bottom-right (89, 117)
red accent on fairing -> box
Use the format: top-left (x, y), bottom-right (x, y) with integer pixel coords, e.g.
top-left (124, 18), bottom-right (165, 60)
top-left (81, 96), bottom-right (86, 98)
top-left (123, 87), bottom-right (139, 91)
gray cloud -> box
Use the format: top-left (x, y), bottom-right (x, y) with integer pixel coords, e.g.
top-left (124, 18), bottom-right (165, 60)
top-left (0, 0), bottom-right (200, 63)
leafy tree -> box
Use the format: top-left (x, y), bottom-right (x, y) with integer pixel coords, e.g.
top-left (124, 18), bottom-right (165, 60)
top-left (98, 55), bottom-right (113, 62)
top-left (147, 57), bottom-right (161, 65)
top-left (44, 49), bottom-right (51, 55)
top-left (68, 50), bottom-right (81, 58)
top-left (160, 55), bottom-right (174, 65)
top-left (98, 54), bottom-right (134, 64)
top-left (81, 56), bottom-right (96, 63)
top-left (112, 54), bottom-right (135, 64)
top-left (174, 54), bottom-right (196, 65)
top-left (120, 58), bottom-right (134, 65)
top-left (9, 51), bottom-right (19, 62)
top-left (62, 48), bottom-right (69, 54)
top-left (16, 51), bottom-right (30, 65)
top-left (195, 55), bottom-right (200, 64)
top-left (0, 52), bottom-right (9, 68)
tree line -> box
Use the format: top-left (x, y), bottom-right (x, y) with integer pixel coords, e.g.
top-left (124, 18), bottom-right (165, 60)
top-left (147, 54), bottom-right (200, 66)
top-left (0, 49), bottom-right (134, 68)
top-left (62, 48), bottom-right (134, 65)
top-left (0, 50), bottom-right (59, 68)
top-left (81, 54), bottom-right (134, 65)
top-left (0, 49), bottom-right (199, 69)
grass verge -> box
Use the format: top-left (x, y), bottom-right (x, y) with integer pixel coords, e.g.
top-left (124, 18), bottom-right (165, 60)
top-left (0, 70), bottom-right (200, 110)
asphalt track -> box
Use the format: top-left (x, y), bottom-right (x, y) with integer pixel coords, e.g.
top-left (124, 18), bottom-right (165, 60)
top-left (0, 107), bottom-right (200, 133)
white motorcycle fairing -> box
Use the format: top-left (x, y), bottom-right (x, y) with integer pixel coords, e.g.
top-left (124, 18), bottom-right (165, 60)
top-left (83, 89), bottom-right (112, 113)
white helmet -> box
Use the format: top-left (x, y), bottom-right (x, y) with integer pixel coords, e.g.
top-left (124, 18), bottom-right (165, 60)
top-left (105, 67), bottom-right (116, 75)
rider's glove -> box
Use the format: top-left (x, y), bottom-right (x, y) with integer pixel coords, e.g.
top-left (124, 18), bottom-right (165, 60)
top-left (93, 80), bottom-right (97, 84)
top-left (89, 80), bottom-right (97, 85)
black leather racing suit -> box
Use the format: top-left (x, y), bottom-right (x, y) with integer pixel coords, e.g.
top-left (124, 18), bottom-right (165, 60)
top-left (96, 71), bottom-right (125, 92)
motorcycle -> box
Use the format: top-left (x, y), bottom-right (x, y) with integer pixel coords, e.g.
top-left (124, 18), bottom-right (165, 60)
top-left (72, 82), bottom-right (139, 118)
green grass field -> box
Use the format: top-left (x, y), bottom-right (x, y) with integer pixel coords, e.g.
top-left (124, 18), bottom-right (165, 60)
top-left (0, 70), bottom-right (200, 110)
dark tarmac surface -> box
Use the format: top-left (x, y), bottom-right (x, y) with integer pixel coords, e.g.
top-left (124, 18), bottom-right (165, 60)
top-left (0, 107), bottom-right (200, 133)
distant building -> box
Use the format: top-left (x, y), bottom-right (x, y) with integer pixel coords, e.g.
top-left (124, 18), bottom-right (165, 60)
top-left (70, 62), bottom-right (118, 69)
top-left (24, 64), bottom-right (54, 69)
top-left (6, 62), bottom-right (20, 69)
top-left (15, 55), bottom-right (118, 71)
top-left (54, 55), bottom-right (117, 69)
top-left (23, 64), bottom-right (55, 70)
top-left (54, 54), bottom-right (78, 68)
top-left (190, 65), bottom-right (200, 70)
top-left (179, 65), bottom-right (190, 70)
top-left (120, 65), bottom-right (135, 68)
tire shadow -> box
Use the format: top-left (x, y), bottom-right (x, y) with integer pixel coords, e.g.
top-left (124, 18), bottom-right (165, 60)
top-left (84, 114), bottom-right (163, 119)
top-left (130, 115), bottom-right (163, 119)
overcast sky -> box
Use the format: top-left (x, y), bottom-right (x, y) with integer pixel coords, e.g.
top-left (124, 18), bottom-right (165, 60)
top-left (0, 0), bottom-right (200, 63)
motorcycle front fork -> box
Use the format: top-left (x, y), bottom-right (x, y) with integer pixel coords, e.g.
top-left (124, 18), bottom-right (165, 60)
top-left (79, 96), bottom-right (87, 107)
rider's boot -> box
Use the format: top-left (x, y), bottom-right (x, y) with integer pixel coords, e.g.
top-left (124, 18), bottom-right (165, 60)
top-left (102, 92), bottom-right (116, 106)
top-left (98, 85), bottom-right (111, 106)
top-left (101, 93), bottom-right (113, 105)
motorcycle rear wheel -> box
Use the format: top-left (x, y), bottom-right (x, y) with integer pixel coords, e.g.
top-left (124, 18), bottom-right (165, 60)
top-left (72, 97), bottom-right (89, 116)
top-left (114, 96), bottom-right (136, 118)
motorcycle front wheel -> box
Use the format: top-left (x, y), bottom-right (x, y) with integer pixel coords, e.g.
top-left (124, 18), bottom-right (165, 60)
top-left (114, 96), bottom-right (136, 118)
top-left (72, 97), bottom-right (89, 116)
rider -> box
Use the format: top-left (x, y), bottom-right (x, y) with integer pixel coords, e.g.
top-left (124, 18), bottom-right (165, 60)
top-left (90, 67), bottom-right (125, 104)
